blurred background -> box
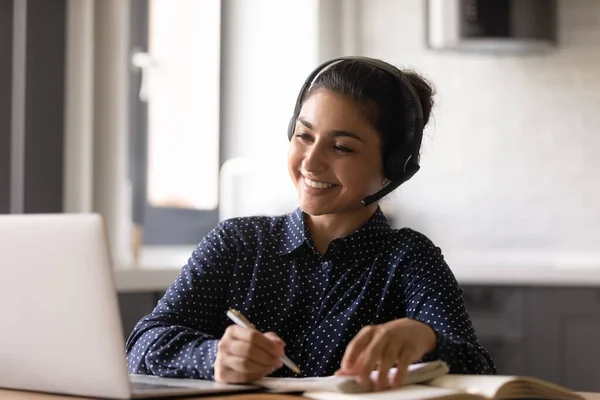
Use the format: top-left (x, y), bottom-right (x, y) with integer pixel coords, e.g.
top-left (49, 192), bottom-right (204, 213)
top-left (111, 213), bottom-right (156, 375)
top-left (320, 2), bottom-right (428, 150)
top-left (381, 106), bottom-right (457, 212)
top-left (1, 0), bottom-right (599, 390)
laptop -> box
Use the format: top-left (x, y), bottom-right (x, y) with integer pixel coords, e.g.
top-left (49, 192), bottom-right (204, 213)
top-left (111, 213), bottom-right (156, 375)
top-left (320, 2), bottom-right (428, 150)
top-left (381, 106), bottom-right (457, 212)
top-left (0, 213), bottom-right (260, 399)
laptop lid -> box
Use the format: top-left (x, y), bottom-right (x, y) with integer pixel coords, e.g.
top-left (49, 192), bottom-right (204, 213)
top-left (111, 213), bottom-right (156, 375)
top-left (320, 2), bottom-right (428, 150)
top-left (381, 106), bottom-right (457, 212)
top-left (0, 213), bottom-right (132, 399)
top-left (0, 213), bottom-right (263, 399)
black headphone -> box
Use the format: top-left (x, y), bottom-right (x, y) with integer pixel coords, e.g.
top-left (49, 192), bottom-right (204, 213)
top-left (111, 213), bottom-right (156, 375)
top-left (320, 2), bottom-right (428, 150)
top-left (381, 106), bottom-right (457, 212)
top-left (287, 56), bottom-right (424, 207)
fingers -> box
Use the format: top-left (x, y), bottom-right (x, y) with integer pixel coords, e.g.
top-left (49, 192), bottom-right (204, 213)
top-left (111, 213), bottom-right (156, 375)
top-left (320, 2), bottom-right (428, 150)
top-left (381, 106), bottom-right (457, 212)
top-left (226, 339), bottom-right (282, 368)
top-left (374, 345), bottom-right (396, 390)
top-left (338, 322), bottom-right (423, 391)
top-left (228, 326), bottom-right (285, 358)
top-left (391, 351), bottom-right (414, 388)
top-left (353, 330), bottom-right (388, 387)
top-left (374, 338), bottom-right (404, 390)
top-left (263, 331), bottom-right (286, 349)
top-left (215, 326), bottom-right (286, 384)
top-left (221, 326), bottom-right (284, 365)
top-left (214, 362), bottom-right (273, 384)
top-left (340, 326), bottom-right (375, 373)
top-left (224, 353), bottom-right (277, 375)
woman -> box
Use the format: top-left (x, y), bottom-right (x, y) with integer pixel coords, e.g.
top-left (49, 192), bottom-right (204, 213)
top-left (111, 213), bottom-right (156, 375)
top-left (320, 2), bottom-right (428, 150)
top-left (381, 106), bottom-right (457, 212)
top-left (126, 57), bottom-right (496, 391)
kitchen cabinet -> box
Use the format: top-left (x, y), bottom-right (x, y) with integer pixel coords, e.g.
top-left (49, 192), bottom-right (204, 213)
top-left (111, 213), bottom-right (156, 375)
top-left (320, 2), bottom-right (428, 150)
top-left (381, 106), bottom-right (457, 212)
top-left (523, 287), bottom-right (600, 391)
top-left (461, 286), bottom-right (528, 376)
top-left (462, 286), bottom-right (600, 392)
top-left (118, 292), bottom-right (162, 339)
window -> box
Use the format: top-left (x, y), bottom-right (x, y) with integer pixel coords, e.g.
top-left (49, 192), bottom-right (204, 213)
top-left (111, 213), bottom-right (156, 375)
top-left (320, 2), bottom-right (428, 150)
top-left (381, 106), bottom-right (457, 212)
top-left (129, 0), bottom-right (221, 258)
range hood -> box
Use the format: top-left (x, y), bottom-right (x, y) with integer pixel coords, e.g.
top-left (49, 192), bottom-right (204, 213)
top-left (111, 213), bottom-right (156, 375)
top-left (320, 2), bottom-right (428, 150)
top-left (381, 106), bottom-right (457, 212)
top-left (426, 0), bottom-right (557, 54)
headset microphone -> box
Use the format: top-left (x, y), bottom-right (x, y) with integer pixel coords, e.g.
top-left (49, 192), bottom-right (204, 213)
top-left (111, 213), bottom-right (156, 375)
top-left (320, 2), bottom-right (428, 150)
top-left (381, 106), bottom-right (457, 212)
top-left (361, 162), bottom-right (420, 207)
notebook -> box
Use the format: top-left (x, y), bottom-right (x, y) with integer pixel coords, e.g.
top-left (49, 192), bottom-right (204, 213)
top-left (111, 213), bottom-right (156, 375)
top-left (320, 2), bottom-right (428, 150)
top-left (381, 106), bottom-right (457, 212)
top-left (257, 360), bottom-right (450, 393)
top-left (290, 366), bottom-right (584, 400)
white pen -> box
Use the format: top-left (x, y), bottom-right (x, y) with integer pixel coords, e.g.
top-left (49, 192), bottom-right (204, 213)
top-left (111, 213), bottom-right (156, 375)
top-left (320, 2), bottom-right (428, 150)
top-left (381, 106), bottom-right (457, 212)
top-left (226, 308), bottom-right (301, 374)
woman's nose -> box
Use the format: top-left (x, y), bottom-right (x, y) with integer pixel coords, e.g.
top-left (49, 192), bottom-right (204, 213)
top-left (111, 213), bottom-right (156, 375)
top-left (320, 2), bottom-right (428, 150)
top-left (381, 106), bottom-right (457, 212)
top-left (302, 142), bottom-right (327, 173)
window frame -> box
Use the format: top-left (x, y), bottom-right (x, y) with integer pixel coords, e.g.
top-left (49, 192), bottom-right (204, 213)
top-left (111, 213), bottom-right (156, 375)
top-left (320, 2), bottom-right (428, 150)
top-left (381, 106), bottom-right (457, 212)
top-left (128, 0), bottom-right (222, 247)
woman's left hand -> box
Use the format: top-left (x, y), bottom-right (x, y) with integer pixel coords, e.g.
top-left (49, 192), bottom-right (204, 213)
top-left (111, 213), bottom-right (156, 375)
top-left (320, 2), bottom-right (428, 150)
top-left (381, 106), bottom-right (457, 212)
top-left (335, 318), bottom-right (437, 391)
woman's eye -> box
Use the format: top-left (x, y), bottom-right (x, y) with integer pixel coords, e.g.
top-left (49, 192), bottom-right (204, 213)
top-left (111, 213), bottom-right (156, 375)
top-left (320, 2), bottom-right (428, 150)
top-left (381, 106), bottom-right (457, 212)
top-left (295, 132), bottom-right (312, 141)
top-left (334, 144), bottom-right (353, 153)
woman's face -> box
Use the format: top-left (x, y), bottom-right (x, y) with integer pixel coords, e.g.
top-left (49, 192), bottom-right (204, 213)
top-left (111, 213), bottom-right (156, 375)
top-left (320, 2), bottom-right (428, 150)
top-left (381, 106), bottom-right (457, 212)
top-left (288, 89), bottom-right (385, 217)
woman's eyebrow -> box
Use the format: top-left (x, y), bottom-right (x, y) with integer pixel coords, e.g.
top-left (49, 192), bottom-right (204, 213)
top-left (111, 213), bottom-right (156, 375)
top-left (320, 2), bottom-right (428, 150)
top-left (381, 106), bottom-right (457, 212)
top-left (297, 118), bottom-right (364, 142)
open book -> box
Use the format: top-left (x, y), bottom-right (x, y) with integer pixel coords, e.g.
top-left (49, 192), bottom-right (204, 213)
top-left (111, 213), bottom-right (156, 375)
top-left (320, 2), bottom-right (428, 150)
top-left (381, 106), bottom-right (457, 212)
top-left (267, 362), bottom-right (585, 400)
top-left (130, 360), bottom-right (584, 400)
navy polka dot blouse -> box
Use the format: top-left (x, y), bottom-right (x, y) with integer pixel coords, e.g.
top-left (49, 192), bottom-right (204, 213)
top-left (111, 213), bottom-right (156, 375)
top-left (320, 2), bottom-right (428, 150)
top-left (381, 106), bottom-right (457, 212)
top-left (126, 207), bottom-right (496, 379)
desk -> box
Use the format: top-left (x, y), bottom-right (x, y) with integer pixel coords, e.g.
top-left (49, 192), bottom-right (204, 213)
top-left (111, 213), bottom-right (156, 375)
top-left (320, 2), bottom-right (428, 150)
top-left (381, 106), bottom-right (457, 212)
top-left (0, 392), bottom-right (302, 400)
top-left (1, 390), bottom-right (599, 400)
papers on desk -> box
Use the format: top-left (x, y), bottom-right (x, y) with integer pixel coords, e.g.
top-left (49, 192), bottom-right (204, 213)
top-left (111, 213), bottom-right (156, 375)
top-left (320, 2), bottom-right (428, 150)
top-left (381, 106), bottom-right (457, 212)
top-left (256, 361), bottom-right (450, 393)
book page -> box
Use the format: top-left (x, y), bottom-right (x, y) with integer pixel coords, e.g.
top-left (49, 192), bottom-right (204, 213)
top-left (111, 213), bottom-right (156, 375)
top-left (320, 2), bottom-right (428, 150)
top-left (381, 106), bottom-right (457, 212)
top-left (304, 384), bottom-right (482, 400)
top-left (429, 375), bottom-right (585, 400)
top-left (427, 375), bottom-right (519, 399)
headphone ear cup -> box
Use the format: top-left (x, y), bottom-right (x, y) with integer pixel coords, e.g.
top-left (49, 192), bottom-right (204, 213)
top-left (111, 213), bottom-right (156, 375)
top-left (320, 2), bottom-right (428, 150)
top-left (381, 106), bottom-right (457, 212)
top-left (385, 149), bottom-right (408, 181)
top-left (403, 162), bottom-right (420, 181)
top-left (385, 149), bottom-right (420, 182)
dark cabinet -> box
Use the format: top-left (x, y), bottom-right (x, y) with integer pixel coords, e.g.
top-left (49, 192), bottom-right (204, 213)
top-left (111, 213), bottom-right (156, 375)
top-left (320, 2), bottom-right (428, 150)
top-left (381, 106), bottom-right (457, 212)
top-left (462, 286), bottom-right (528, 376)
top-left (117, 292), bottom-right (162, 339)
top-left (524, 287), bottom-right (600, 391)
top-left (463, 285), bottom-right (600, 392)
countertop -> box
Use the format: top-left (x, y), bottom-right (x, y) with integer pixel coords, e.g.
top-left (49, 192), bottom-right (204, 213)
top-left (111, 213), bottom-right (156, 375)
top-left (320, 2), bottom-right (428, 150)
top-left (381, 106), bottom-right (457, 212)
top-left (115, 250), bottom-right (600, 292)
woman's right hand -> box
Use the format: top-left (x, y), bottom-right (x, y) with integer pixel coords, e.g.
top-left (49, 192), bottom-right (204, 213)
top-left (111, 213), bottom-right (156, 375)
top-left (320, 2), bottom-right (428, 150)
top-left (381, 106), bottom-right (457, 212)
top-left (214, 325), bottom-right (286, 383)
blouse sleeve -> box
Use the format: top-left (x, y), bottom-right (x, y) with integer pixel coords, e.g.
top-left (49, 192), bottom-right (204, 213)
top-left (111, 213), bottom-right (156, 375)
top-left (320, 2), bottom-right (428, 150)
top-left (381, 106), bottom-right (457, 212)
top-left (125, 222), bottom-right (240, 380)
top-left (401, 232), bottom-right (496, 374)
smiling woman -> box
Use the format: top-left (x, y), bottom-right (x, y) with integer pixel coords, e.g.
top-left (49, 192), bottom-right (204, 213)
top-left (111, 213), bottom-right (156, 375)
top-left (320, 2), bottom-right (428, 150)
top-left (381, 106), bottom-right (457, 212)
top-left (126, 57), bottom-right (496, 390)
top-left (288, 90), bottom-right (386, 253)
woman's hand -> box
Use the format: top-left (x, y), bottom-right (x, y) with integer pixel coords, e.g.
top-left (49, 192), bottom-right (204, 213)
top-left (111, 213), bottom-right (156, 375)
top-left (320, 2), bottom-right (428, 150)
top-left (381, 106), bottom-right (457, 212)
top-left (335, 318), bottom-right (437, 391)
top-left (214, 325), bottom-right (285, 383)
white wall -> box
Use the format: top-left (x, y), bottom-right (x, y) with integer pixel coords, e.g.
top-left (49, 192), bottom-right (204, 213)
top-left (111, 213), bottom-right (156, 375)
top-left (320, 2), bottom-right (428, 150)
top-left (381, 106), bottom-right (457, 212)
top-left (220, 0), bottom-right (360, 162)
top-left (63, 0), bottom-right (599, 269)
top-left (218, 0), bottom-right (357, 224)
top-left (220, 0), bottom-right (600, 266)
top-left (220, 0), bottom-right (320, 164)
top-left (355, 0), bottom-right (600, 264)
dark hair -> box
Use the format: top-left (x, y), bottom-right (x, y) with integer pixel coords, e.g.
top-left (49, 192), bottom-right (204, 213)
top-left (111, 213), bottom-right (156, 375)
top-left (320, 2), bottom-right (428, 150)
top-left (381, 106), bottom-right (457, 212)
top-left (305, 60), bottom-right (435, 177)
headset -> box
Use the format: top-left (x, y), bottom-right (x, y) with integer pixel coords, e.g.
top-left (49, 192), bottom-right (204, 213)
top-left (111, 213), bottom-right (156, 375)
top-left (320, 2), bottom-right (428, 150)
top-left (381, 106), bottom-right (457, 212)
top-left (287, 56), bottom-right (424, 207)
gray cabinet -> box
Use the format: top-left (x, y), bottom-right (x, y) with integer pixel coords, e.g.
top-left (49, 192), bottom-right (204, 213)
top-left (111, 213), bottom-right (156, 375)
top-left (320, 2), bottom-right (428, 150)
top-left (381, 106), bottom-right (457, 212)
top-left (463, 285), bottom-right (600, 392)
top-left (524, 287), bottom-right (600, 391)
top-left (462, 286), bottom-right (528, 376)
top-left (117, 292), bottom-right (163, 339)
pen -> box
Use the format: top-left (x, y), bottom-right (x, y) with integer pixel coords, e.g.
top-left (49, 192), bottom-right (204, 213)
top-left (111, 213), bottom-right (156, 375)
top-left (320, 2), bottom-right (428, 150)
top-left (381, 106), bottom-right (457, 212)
top-left (226, 308), bottom-right (301, 374)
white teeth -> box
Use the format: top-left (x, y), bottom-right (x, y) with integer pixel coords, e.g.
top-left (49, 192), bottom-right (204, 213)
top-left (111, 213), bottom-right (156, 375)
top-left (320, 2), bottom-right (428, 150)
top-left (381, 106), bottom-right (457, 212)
top-left (304, 177), bottom-right (334, 189)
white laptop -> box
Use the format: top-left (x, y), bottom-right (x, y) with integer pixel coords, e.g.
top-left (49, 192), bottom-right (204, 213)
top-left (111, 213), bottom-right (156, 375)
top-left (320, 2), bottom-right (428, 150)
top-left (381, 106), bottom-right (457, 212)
top-left (0, 213), bottom-right (260, 399)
